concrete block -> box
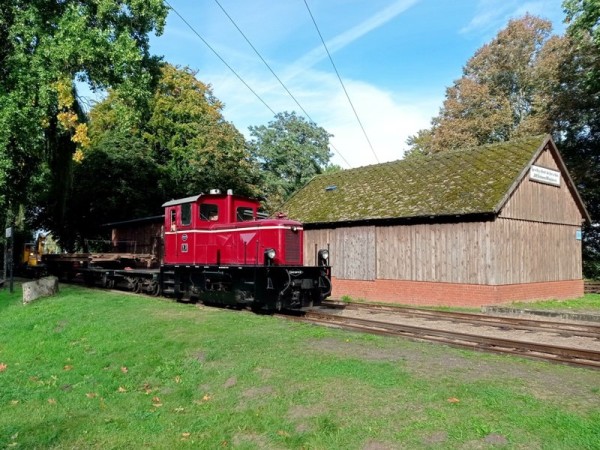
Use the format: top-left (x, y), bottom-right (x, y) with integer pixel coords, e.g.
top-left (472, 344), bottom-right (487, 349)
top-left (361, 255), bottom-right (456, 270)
top-left (22, 276), bottom-right (59, 305)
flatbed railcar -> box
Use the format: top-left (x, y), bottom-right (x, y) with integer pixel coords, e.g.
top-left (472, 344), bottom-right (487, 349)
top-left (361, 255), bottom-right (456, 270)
top-left (43, 190), bottom-right (332, 311)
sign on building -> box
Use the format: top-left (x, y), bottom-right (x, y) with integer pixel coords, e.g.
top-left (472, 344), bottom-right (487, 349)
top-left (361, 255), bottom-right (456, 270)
top-left (529, 165), bottom-right (561, 187)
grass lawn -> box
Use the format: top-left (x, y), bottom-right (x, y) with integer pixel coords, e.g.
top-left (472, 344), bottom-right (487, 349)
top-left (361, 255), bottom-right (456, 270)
top-left (508, 293), bottom-right (600, 312)
top-left (0, 284), bottom-right (599, 449)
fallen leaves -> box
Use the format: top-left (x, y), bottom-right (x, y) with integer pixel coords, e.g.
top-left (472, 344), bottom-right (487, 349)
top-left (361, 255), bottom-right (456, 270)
top-left (86, 392), bottom-right (98, 399)
top-left (0, 363), bottom-right (7, 372)
top-left (117, 386), bottom-right (127, 393)
top-left (120, 366), bottom-right (128, 374)
top-left (48, 398), bottom-right (57, 405)
top-left (447, 397), bottom-right (460, 403)
top-left (152, 396), bottom-right (162, 407)
top-left (63, 365), bottom-right (73, 371)
top-left (193, 394), bottom-right (212, 405)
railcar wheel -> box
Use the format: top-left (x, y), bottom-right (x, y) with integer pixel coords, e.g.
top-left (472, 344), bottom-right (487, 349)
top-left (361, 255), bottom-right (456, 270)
top-left (150, 280), bottom-right (160, 296)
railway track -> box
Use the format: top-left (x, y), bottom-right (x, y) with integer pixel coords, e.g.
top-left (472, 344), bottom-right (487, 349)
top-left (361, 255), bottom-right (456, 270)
top-left (321, 301), bottom-right (600, 338)
top-left (283, 305), bottom-right (600, 370)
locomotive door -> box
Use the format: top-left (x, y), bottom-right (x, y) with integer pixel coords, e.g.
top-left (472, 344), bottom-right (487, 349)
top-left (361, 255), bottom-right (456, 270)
top-left (176, 202), bottom-right (194, 263)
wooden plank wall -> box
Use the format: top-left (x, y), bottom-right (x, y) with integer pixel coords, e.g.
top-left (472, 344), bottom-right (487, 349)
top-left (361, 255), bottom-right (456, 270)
top-left (304, 218), bottom-right (582, 284)
top-left (112, 223), bottom-right (163, 255)
top-left (376, 222), bottom-right (494, 284)
top-left (500, 148), bottom-right (584, 225)
top-left (304, 227), bottom-right (375, 280)
top-left (491, 218), bottom-right (581, 283)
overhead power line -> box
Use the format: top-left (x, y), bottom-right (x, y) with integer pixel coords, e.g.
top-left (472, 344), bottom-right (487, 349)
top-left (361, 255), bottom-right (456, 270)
top-left (212, 0), bottom-right (352, 168)
top-left (163, 0), bottom-right (276, 116)
top-left (302, 0), bottom-right (380, 164)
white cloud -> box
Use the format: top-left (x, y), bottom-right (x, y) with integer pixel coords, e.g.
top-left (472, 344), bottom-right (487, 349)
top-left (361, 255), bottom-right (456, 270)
top-left (209, 67), bottom-right (439, 169)
top-left (288, 0), bottom-right (420, 77)
top-left (460, 0), bottom-right (566, 36)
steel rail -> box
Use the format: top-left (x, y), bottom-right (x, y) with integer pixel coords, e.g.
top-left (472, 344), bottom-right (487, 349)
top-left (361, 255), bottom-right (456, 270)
top-left (321, 301), bottom-right (600, 337)
top-left (290, 311), bottom-right (600, 369)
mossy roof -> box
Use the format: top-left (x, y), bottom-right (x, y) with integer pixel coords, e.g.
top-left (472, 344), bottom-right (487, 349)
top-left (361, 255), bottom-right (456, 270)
top-left (281, 135), bottom-right (553, 224)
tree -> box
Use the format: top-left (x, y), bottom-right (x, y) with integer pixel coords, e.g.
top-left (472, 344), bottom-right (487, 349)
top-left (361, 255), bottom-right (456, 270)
top-left (407, 15), bottom-right (558, 154)
top-left (144, 65), bottom-right (260, 200)
top-left (0, 0), bottom-right (167, 236)
top-left (248, 111), bottom-right (333, 210)
top-left (46, 132), bottom-right (162, 251)
top-left (40, 64), bottom-right (262, 247)
top-left (561, 0), bottom-right (600, 278)
top-left (405, 9), bottom-right (600, 277)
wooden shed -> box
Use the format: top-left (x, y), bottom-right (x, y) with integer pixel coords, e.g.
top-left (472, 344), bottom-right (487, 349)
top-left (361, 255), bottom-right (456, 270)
top-left (281, 135), bottom-right (590, 307)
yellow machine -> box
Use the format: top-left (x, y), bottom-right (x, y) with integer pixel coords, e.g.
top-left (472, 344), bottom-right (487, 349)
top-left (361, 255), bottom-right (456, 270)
top-left (22, 235), bottom-right (46, 270)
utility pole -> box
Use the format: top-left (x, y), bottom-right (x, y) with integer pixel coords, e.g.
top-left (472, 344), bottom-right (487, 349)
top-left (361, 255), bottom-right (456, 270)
top-left (5, 226), bottom-right (13, 293)
top-left (2, 229), bottom-right (6, 287)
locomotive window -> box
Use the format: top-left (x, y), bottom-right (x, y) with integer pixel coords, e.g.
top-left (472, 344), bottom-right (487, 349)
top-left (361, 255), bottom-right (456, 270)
top-left (181, 203), bottom-right (192, 226)
top-left (236, 207), bottom-right (254, 222)
top-left (170, 209), bottom-right (176, 226)
top-left (200, 203), bottom-right (219, 221)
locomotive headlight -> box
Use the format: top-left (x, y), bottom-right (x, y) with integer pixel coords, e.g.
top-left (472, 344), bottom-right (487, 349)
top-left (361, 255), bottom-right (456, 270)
top-left (264, 248), bottom-right (276, 266)
top-left (318, 249), bottom-right (329, 266)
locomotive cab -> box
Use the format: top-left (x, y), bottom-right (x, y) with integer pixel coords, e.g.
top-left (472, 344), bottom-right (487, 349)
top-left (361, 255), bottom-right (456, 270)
top-left (161, 190), bottom-right (331, 310)
top-left (163, 189), bottom-right (303, 267)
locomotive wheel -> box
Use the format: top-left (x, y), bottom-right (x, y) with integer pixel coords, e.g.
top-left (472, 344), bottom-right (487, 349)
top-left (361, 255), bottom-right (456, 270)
top-left (149, 281), bottom-right (160, 296)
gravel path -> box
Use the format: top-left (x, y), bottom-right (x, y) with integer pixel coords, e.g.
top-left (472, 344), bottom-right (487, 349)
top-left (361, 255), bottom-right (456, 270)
top-left (322, 307), bottom-right (600, 352)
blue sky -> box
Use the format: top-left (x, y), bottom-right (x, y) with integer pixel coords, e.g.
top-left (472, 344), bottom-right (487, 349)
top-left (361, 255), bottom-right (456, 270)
top-left (142, 0), bottom-right (567, 168)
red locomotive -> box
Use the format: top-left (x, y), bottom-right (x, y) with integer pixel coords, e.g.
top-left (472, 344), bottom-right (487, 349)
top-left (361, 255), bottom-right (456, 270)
top-left (44, 190), bottom-right (332, 311)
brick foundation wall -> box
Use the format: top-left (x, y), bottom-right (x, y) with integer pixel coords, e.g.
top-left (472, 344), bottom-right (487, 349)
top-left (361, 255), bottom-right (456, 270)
top-left (331, 278), bottom-right (584, 307)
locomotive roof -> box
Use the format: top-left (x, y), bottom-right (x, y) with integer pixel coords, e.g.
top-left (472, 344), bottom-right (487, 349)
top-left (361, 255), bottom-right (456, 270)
top-left (281, 134), bottom-right (590, 225)
top-left (162, 194), bottom-right (203, 207)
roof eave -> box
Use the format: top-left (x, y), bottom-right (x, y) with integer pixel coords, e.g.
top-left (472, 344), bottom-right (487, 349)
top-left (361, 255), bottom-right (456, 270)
top-left (301, 211), bottom-right (497, 229)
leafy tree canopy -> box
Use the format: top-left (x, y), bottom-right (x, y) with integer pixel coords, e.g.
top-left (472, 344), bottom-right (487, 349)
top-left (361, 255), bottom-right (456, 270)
top-left (405, 9), bottom-right (600, 277)
top-left (407, 15), bottom-right (560, 155)
top-left (248, 111), bottom-right (334, 211)
top-left (42, 64), bottom-right (262, 248)
top-left (144, 64), bottom-right (260, 200)
top-left (0, 0), bottom-right (167, 223)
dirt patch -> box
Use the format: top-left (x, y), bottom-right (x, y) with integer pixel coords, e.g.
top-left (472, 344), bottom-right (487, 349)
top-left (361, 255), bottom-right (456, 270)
top-left (294, 422), bottom-right (312, 433)
top-left (307, 336), bottom-right (600, 411)
top-left (484, 434), bottom-right (508, 445)
top-left (362, 439), bottom-right (401, 450)
top-left (254, 367), bottom-right (274, 380)
top-left (309, 337), bottom-right (408, 362)
top-left (191, 350), bottom-right (206, 362)
top-left (235, 385), bottom-right (276, 412)
top-left (242, 385), bottom-right (274, 399)
top-left (223, 376), bottom-right (237, 388)
top-left (422, 430), bottom-right (448, 445)
top-left (286, 405), bottom-right (324, 420)
top-left (232, 432), bottom-right (281, 449)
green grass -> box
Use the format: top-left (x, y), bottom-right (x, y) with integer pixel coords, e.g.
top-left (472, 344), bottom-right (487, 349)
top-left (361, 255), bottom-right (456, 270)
top-left (1, 284), bottom-right (599, 449)
top-left (508, 293), bottom-right (600, 311)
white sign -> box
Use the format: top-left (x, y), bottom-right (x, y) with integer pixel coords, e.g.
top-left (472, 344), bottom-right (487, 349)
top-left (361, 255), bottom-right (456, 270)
top-left (5, 227), bottom-right (11, 238)
top-left (529, 165), bottom-right (561, 187)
